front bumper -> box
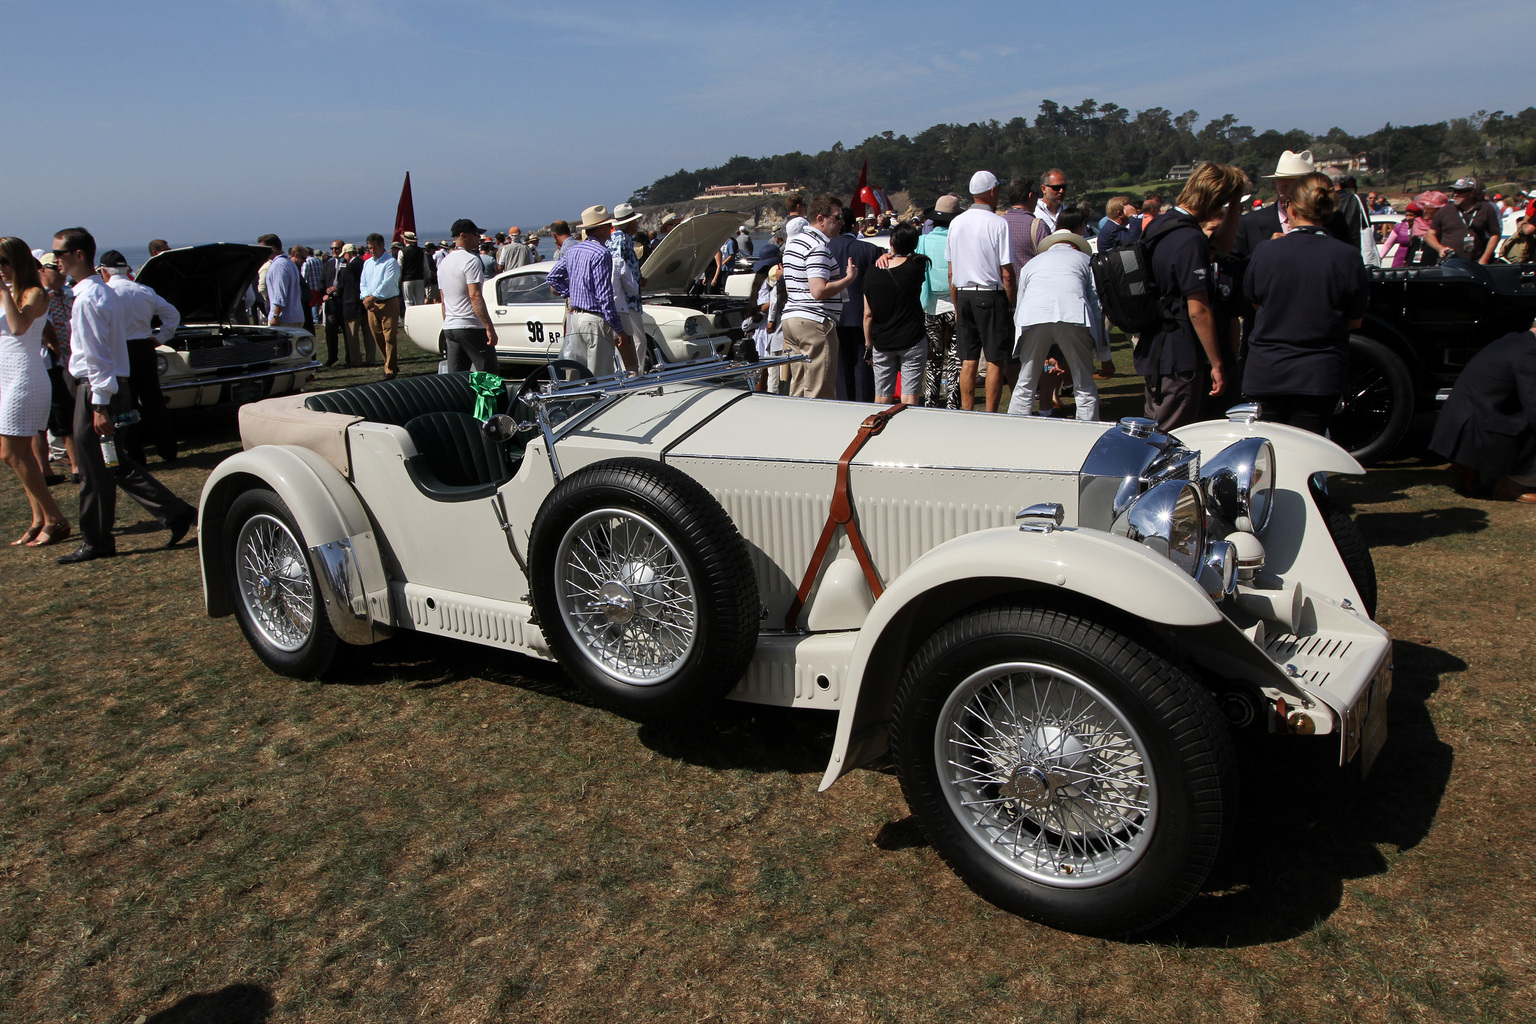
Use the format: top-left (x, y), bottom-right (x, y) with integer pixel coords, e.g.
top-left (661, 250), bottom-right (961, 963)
top-left (160, 360), bottom-right (322, 392)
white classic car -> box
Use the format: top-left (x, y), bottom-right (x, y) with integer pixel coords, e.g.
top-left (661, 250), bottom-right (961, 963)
top-left (197, 361), bottom-right (1391, 936)
top-left (136, 243), bottom-right (320, 408)
top-left (403, 213), bottom-right (754, 371)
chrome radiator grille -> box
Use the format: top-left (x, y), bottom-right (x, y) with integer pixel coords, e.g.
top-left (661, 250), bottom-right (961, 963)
top-left (186, 338), bottom-right (291, 369)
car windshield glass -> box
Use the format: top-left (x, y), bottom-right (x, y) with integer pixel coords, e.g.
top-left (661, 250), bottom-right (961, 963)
top-left (498, 273), bottom-right (558, 305)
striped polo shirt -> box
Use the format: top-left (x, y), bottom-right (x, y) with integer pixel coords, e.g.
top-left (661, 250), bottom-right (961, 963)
top-left (781, 225), bottom-right (842, 324)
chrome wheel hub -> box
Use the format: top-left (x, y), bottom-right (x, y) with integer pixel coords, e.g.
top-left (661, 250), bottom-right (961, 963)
top-left (554, 508), bottom-right (698, 685)
top-left (936, 662), bottom-right (1158, 887)
top-left (588, 581), bottom-right (637, 625)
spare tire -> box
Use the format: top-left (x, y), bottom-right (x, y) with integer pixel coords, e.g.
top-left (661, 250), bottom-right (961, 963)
top-left (528, 458), bottom-right (759, 721)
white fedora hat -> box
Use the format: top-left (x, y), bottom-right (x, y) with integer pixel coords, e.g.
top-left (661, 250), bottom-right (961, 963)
top-left (1262, 149), bottom-right (1317, 179)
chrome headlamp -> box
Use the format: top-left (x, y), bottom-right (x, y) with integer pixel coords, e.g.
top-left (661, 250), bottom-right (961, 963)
top-left (155, 353), bottom-right (170, 376)
top-left (1110, 479), bottom-right (1206, 577)
top-left (1079, 417), bottom-right (1200, 531)
top-left (1199, 437), bottom-right (1275, 534)
top-left (295, 337), bottom-right (316, 357)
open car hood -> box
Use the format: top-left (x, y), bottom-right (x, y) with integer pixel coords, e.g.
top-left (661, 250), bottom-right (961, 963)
top-left (640, 211), bottom-right (745, 293)
top-left (135, 243), bottom-right (271, 323)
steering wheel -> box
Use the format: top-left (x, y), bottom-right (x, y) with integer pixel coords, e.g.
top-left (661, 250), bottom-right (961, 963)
top-left (510, 358), bottom-right (596, 435)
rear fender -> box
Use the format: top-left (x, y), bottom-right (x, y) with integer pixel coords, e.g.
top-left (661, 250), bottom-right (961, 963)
top-left (818, 525), bottom-right (1222, 790)
top-left (198, 445), bottom-right (392, 643)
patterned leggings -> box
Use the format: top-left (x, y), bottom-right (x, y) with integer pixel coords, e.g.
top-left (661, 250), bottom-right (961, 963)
top-left (923, 311), bottom-right (960, 409)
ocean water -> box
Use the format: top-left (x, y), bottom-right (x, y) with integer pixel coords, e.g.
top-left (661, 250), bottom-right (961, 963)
top-left (99, 231), bottom-right (458, 272)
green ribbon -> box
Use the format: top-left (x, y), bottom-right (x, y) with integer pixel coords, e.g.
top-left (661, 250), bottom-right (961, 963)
top-left (469, 372), bottom-right (505, 421)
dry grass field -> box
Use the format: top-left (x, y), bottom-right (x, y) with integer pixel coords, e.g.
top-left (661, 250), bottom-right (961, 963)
top-left (2, 341), bottom-right (1532, 1023)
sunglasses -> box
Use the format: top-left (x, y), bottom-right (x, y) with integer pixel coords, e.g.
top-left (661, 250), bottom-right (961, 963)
top-left (1043, 182), bottom-right (1067, 191)
top-left (0, 258), bottom-right (9, 268)
top-left (50, 248), bottom-right (76, 258)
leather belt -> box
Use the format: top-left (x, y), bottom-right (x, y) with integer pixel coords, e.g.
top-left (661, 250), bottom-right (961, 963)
top-left (784, 403), bottom-right (907, 631)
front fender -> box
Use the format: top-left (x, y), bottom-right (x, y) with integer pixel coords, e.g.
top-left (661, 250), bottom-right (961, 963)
top-left (818, 525), bottom-right (1222, 790)
top-left (198, 445), bottom-right (392, 643)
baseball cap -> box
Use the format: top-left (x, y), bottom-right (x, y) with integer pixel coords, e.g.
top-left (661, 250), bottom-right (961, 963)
top-left (1449, 176), bottom-right (1479, 192)
top-left (341, 243), bottom-right (357, 254)
top-left (97, 250), bottom-right (130, 269)
top-left (968, 170), bottom-right (999, 195)
top-left (450, 218), bottom-right (486, 236)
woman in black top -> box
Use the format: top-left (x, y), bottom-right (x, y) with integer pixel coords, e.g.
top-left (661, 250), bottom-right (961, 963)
top-left (862, 222), bottom-right (930, 405)
top-left (1242, 172), bottom-right (1371, 435)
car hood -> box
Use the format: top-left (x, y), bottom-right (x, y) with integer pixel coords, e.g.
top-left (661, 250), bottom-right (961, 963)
top-left (640, 212), bottom-right (744, 293)
top-left (135, 243), bottom-right (271, 323)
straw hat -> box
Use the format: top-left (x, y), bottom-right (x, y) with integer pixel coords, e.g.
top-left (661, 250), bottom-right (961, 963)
top-left (1037, 230), bottom-right (1092, 255)
top-left (1261, 150), bottom-right (1317, 179)
top-left (580, 205), bottom-right (613, 231)
top-left (612, 203), bottom-right (640, 227)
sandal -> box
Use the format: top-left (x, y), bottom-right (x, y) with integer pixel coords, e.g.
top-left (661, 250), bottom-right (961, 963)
top-left (11, 524), bottom-right (43, 546)
top-left (28, 521), bottom-right (71, 548)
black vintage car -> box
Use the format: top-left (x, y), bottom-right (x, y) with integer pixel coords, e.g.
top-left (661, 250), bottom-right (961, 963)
top-left (1335, 258), bottom-right (1536, 462)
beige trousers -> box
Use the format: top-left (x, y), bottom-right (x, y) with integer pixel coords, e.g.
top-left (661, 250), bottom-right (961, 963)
top-left (781, 317), bottom-right (837, 399)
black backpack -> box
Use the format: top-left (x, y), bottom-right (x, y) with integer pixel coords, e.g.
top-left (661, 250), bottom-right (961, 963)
top-left (1090, 214), bottom-right (1201, 334)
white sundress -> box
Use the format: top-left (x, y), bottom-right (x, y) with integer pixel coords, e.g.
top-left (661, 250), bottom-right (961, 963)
top-left (0, 307), bottom-right (52, 436)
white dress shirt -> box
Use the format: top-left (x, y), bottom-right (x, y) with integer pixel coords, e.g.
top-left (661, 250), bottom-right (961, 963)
top-left (105, 273), bottom-right (180, 343)
top-left (67, 275), bottom-right (130, 405)
top-left (1033, 199), bottom-right (1062, 233)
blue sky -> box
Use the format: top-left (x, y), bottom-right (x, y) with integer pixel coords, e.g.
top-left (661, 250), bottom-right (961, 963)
top-left (6, 0), bottom-right (1532, 251)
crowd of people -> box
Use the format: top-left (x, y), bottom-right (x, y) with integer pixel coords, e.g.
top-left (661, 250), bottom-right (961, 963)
top-left (724, 154), bottom-right (1534, 501)
top-left (0, 228), bottom-right (196, 562)
top-left (4, 156), bottom-right (1534, 559)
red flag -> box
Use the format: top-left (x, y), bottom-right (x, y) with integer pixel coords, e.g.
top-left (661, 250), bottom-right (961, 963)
top-left (860, 186), bottom-right (891, 215)
top-left (850, 159), bottom-right (868, 219)
top-left (392, 172), bottom-right (416, 244)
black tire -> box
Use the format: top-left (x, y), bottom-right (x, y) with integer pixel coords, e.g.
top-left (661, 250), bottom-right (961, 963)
top-left (1321, 498), bottom-right (1378, 618)
top-left (223, 489), bottom-right (338, 679)
top-left (1331, 335), bottom-right (1414, 464)
top-left (890, 603), bottom-right (1237, 936)
top-left (528, 458), bottom-right (758, 722)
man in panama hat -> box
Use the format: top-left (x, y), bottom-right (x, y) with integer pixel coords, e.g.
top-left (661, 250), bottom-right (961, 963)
top-left (547, 205), bottom-right (635, 374)
top-left (1234, 150), bottom-right (1352, 259)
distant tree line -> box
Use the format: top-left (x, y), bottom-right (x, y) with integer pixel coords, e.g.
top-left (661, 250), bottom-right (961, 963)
top-left (630, 100), bottom-right (1536, 207)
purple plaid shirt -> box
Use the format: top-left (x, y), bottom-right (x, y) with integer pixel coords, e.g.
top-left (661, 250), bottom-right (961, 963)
top-left (547, 238), bottom-right (624, 333)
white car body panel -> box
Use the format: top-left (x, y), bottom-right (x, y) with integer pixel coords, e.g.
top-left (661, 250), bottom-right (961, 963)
top-left (212, 371), bottom-right (1392, 787)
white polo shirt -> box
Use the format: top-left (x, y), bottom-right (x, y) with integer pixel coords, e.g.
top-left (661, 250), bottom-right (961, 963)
top-left (945, 203), bottom-right (1013, 289)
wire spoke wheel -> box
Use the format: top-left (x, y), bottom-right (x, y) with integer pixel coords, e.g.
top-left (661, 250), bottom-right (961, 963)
top-left (235, 512), bottom-right (316, 653)
top-left (892, 604), bottom-right (1235, 934)
top-left (553, 507), bottom-right (698, 685)
top-left (937, 661), bottom-right (1156, 887)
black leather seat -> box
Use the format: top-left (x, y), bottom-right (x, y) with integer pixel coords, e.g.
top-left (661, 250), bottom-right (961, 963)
top-left (304, 372), bottom-right (506, 425)
top-left (402, 411), bottom-right (516, 501)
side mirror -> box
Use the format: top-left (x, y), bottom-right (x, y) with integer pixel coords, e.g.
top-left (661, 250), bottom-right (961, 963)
top-left (481, 414), bottom-right (518, 442)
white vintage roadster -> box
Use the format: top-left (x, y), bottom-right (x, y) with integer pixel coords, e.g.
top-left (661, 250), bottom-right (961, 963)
top-left (198, 359), bottom-right (1391, 935)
